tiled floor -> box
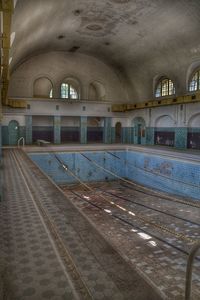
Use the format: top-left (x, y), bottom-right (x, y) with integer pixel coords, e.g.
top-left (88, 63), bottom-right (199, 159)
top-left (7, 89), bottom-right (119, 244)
top-left (1, 150), bottom-right (78, 300)
top-left (61, 180), bottom-right (200, 300)
top-left (0, 149), bottom-right (161, 300)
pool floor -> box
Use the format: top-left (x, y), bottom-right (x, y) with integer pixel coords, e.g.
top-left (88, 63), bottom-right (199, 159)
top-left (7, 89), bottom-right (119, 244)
top-left (61, 180), bottom-right (200, 300)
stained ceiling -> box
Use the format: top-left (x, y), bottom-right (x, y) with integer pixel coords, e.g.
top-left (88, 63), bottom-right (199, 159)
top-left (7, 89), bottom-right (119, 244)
top-left (10, 0), bottom-right (200, 100)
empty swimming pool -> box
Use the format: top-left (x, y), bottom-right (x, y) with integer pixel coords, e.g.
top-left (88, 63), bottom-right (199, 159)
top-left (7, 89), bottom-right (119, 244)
top-left (27, 146), bottom-right (200, 299)
top-left (29, 149), bottom-right (200, 200)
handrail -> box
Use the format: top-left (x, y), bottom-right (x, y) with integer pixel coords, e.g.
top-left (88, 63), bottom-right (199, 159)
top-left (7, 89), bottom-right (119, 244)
top-left (185, 241), bottom-right (200, 300)
top-left (17, 137), bottom-right (25, 147)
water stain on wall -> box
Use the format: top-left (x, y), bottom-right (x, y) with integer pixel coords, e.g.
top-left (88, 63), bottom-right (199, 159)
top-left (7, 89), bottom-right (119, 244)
top-left (153, 162), bottom-right (172, 176)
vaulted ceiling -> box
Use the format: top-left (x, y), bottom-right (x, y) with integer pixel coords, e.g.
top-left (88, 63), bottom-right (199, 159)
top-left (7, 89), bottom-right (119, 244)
top-left (10, 0), bottom-right (200, 100)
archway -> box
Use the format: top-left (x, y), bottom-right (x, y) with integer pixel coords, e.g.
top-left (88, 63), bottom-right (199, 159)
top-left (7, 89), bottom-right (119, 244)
top-left (154, 115), bottom-right (175, 147)
top-left (33, 77), bottom-right (53, 98)
top-left (88, 81), bottom-right (106, 101)
top-left (187, 113), bottom-right (200, 149)
top-left (8, 120), bottom-right (19, 145)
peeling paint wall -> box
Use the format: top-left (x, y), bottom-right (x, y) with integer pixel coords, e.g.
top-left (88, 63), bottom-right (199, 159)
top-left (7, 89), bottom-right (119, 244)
top-left (8, 52), bottom-right (127, 102)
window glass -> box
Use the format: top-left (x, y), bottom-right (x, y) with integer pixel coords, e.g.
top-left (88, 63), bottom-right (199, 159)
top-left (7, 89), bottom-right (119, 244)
top-left (49, 89), bottom-right (53, 98)
top-left (61, 83), bottom-right (78, 99)
top-left (189, 71), bottom-right (199, 92)
top-left (155, 78), bottom-right (175, 97)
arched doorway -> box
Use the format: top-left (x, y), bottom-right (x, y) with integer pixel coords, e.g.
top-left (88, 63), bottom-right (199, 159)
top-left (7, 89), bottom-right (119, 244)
top-left (132, 117), bottom-right (146, 145)
top-left (8, 120), bottom-right (19, 145)
top-left (187, 113), bottom-right (200, 149)
top-left (154, 115), bottom-right (175, 147)
top-left (115, 122), bottom-right (122, 143)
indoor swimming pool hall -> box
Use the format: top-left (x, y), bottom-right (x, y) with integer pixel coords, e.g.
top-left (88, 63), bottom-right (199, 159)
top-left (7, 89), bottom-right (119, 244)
top-left (1, 1), bottom-right (200, 299)
top-left (1, 145), bottom-right (199, 299)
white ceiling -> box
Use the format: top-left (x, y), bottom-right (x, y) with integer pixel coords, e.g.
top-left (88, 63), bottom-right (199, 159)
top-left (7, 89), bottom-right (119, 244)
top-left (10, 0), bottom-right (200, 100)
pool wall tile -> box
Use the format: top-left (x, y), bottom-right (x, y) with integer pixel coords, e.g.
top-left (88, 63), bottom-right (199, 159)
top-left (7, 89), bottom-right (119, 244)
top-left (29, 150), bottom-right (200, 200)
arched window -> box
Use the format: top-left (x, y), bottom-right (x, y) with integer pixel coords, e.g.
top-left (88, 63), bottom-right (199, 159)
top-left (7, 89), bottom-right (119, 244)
top-left (33, 77), bottom-right (53, 98)
top-left (189, 70), bottom-right (200, 92)
top-left (155, 78), bottom-right (175, 97)
top-left (61, 83), bottom-right (78, 99)
top-left (88, 81), bottom-right (106, 101)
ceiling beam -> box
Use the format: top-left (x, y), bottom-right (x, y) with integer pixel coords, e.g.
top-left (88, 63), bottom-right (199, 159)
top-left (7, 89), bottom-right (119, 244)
top-left (0, 0), bottom-right (13, 107)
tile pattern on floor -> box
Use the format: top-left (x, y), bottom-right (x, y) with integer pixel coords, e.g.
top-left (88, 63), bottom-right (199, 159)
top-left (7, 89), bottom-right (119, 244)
top-left (62, 180), bottom-right (200, 300)
top-left (0, 149), bottom-right (162, 300)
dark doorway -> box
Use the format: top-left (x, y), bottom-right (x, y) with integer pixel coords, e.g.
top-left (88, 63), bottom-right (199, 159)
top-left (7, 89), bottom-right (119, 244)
top-left (115, 122), bottom-right (122, 143)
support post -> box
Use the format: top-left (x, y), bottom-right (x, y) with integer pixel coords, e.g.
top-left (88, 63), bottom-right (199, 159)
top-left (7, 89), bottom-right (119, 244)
top-left (25, 115), bottom-right (32, 145)
top-left (80, 116), bottom-right (87, 144)
top-left (104, 117), bottom-right (112, 144)
top-left (175, 127), bottom-right (187, 149)
top-left (54, 116), bottom-right (61, 144)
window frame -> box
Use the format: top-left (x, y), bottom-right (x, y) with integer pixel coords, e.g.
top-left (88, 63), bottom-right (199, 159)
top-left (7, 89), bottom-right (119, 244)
top-left (155, 78), bottom-right (175, 98)
top-left (60, 82), bottom-right (79, 100)
top-left (189, 69), bottom-right (200, 92)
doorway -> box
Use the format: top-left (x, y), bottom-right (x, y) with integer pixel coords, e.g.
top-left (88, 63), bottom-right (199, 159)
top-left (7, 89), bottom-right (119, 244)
top-left (8, 120), bottom-right (19, 145)
top-left (115, 122), bottom-right (122, 143)
top-left (137, 124), bottom-right (142, 144)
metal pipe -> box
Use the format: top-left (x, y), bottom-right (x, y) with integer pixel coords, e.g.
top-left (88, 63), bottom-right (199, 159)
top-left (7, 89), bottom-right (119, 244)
top-left (17, 137), bottom-right (25, 147)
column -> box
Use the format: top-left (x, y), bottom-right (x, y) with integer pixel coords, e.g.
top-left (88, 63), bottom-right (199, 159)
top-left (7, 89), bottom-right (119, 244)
top-left (103, 117), bottom-right (112, 144)
top-left (80, 116), bottom-right (87, 144)
top-left (0, 123), bottom-right (2, 201)
top-left (122, 127), bottom-right (127, 143)
top-left (126, 127), bottom-right (132, 143)
top-left (25, 115), bottom-right (32, 145)
top-left (175, 127), bottom-right (187, 149)
top-left (54, 116), bottom-right (61, 144)
top-left (0, 85), bottom-right (2, 201)
top-left (146, 127), bottom-right (155, 145)
top-left (111, 127), bottom-right (115, 143)
top-left (0, 123), bottom-right (2, 158)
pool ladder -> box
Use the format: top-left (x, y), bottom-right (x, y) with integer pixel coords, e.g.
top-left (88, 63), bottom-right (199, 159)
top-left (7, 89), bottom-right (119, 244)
top-left (185, 241), bottom-right (200, 300)
top-left (17, 137), bottom-right (25, 147)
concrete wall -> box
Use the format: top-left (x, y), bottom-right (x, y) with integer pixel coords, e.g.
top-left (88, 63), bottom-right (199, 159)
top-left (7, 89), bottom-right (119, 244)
top-left (2, 115), bottom-right (25, 126)
top-left (126, 57), bottom-right (200, 103)
top-left (61, 117), bottom-right (80, 126)
top-left (126, 102), bottom-right (200, 128)
top-left (2, 101), bottom-right (200, 148)
top-left (32, 116), bottom-right (53, 126)
top-left (4, 51), bottom-right (200, 150)
top-left (9, 51), bottom-right (127, 102)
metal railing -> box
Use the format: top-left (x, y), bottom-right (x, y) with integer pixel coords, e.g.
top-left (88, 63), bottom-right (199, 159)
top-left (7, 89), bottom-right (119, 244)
top-left (17, 137), bottom-right (25, 147)
top-left (185, 241), bottom-right (200, 300)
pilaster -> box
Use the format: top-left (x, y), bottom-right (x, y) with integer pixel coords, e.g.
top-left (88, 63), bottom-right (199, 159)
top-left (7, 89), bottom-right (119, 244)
top-left (80, 116), bottom-right (87, 144)
top-left (54, 116), bottom-right (61, 144)
top-left (103, 117), bottom-right (112, 144)
top-left (25, 115), bottom-right (32, 145)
